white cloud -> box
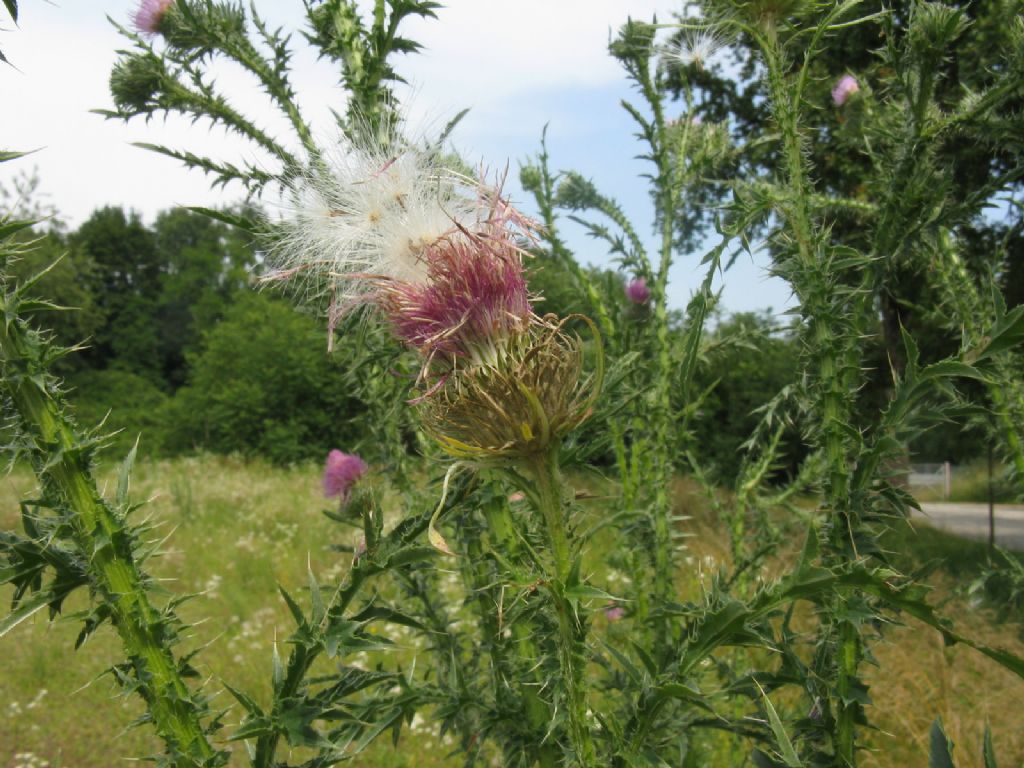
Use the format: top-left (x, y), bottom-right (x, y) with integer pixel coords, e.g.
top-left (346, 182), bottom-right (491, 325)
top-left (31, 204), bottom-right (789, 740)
top-left (397, 0), bottom-right (678, 96)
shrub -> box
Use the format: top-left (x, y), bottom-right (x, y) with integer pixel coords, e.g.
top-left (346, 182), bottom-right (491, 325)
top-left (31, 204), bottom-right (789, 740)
top-left (163, 293), bottom-right (370, 464)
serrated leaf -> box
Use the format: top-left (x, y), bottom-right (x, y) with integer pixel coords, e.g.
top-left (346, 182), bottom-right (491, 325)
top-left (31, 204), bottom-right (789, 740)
top-left (384, 546), bottom-right (436, 567)
top-left (278, 585), bottom-right (306, 628)
top-left (601, 639), bottom-right (644, 684)
top-left (223, 682), bottom-right (265, 717)
top-left (922, 360), bottom-right (985, 381)
top-left (279, 699), bottom-right (324, 747)
top-left (655, 681), bottom-right (705, 704)
top-left (0, 149), bottom-right (31, 164)
top-left (350, 707), bottom-right (404, 754)
top-left (352, 604), bottom-right (425, 631)
top-left (230, 715), bottom-right (274, 741)
top-left (0, 218), bottom-right (36, 239)
top-left (186, 206), bottom-right (260, 233)
top-left (973, 305), bottom-right (1024, 363)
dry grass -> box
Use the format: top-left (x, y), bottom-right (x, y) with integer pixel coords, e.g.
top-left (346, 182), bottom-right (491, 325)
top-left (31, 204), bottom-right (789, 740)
top-left (1, 459), bottom-right (1022, 766)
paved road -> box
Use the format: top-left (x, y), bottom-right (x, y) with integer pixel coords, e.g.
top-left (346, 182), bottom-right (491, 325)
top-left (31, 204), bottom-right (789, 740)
top-left (913, 503), bottom-right (1024, 550)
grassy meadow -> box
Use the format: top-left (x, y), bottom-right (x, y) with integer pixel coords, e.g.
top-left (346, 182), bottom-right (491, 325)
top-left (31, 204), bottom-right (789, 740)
top-left (2, 456), bottom-right (1022, 767)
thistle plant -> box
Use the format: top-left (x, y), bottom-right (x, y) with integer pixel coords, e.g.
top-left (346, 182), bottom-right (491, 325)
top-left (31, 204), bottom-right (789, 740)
top-left (5, 1), bottom-right (1024, 767)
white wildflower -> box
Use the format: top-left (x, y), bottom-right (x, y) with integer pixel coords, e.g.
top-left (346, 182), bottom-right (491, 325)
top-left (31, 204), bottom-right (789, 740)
top-left (203, 573), bottom-right (222, 598)
top-left (26, 689), bottom-right (47, 710)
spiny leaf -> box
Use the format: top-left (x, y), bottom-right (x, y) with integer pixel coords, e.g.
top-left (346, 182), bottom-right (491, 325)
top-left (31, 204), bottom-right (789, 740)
top-left (0, 148), bottom-right (32, 163)
top-left (0, 218), bottom-right (36, 240)
top-left (564, 584), bottom-right (619, 603)
top-left (186, 206), bottom-right (261, 233)
top-left (308, 566), bottom-right (324, 625)
top-left (223, 682), bottom-right (265, 718)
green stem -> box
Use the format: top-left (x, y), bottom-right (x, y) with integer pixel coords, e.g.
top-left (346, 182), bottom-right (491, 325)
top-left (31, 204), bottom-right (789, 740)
top-left (836, 620), bottom-right (860, 764)
top-left (0, 312), bottom-right (220, 767)
top-left (524, 447), bottom-right (597, 767)
top-left (757, 23), bottom-right (862, 762)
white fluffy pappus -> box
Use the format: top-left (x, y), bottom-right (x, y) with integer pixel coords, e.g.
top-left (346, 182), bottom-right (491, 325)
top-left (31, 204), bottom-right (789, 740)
top-left (264, 131), bottom-right (481, 312)
top-left (662, 28), bottom-right (728, 70)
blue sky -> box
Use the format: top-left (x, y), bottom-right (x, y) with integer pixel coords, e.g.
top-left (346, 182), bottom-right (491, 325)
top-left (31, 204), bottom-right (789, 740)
top-left (1, 0), bottom-right (794, 316)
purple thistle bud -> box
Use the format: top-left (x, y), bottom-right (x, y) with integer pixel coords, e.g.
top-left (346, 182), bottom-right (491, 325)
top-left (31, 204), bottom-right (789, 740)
top-left (323, 450), bottom-right (368, 500)
top-left (831, 74), bottom-right (860, 107)
top-left (133, 0), bottom-right (175, 35)
top-left (604, 605), bottom-right (626, 622)
top-left (625, 278), bottom-right (651, 305)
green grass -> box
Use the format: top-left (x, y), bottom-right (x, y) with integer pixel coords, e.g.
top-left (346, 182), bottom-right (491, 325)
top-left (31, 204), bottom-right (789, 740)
top-left (0, 455), bottom-right (457, 768)
top-left (2, 458), bottom-right (1023, 766)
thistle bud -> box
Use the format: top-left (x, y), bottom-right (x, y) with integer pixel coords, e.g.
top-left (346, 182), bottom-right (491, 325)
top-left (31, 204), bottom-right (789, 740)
top-left (625, 278), bottom-right (651, 305)
top-left (831, 74), bottom-right (860, 107)
top-left (419, 317), bottom-right (600, 462)
top-left (323, 450), bottom-right (368, 501)
top-left (133, 0), bottom-right (175, 36)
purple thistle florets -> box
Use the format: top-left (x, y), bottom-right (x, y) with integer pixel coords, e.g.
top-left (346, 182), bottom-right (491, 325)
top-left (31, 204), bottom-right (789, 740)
top-left (383, 232), bottom-right (532, 364)
top-left (625, 278), bottom-right (651, 305)
top-left (133, 0), bottom-right (175, 35)
top-left (832, 74), bottom-right (860, 107)
top-left (323, 450), bottom-right (368, 500)
top-left (377, 190), bottom-right (537, 368)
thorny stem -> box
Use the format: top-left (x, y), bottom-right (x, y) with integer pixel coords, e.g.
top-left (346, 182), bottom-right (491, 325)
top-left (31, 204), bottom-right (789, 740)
top-left (480, 497), bottom-right (559, 768)
top-left (253, 560), bottom-right (367, 767)
top-left (757, 22), bottom-right (861, 764)
top-left (521, 447), bottom-right (597, 768)
top-left (252, 489), bottom-right (448, 767)
top-left (0, 311), bottom-right (220, 767)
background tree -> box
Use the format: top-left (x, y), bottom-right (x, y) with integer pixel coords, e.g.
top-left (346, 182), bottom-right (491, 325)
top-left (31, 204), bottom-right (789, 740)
top-left (152, 207), bottom-right (256, 388)
top-left (70, 206), bottom-right (162, 381)
top-left (667, 0), bottom-right (1024, 464)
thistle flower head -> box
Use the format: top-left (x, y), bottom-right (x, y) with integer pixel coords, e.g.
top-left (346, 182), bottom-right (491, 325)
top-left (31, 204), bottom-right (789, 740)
top-left (323, 450), bottom-right (368, 500)
top-left (265, 122), bottom-right (601, 457)
top-left (832, 74), bottom-right (860, 107)
top-left (625, 278), bottom-right (651, 305)
top-left (133, 0), bottom-right (175, 36)
top-left (664, 28), bottom-right (727, 70)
